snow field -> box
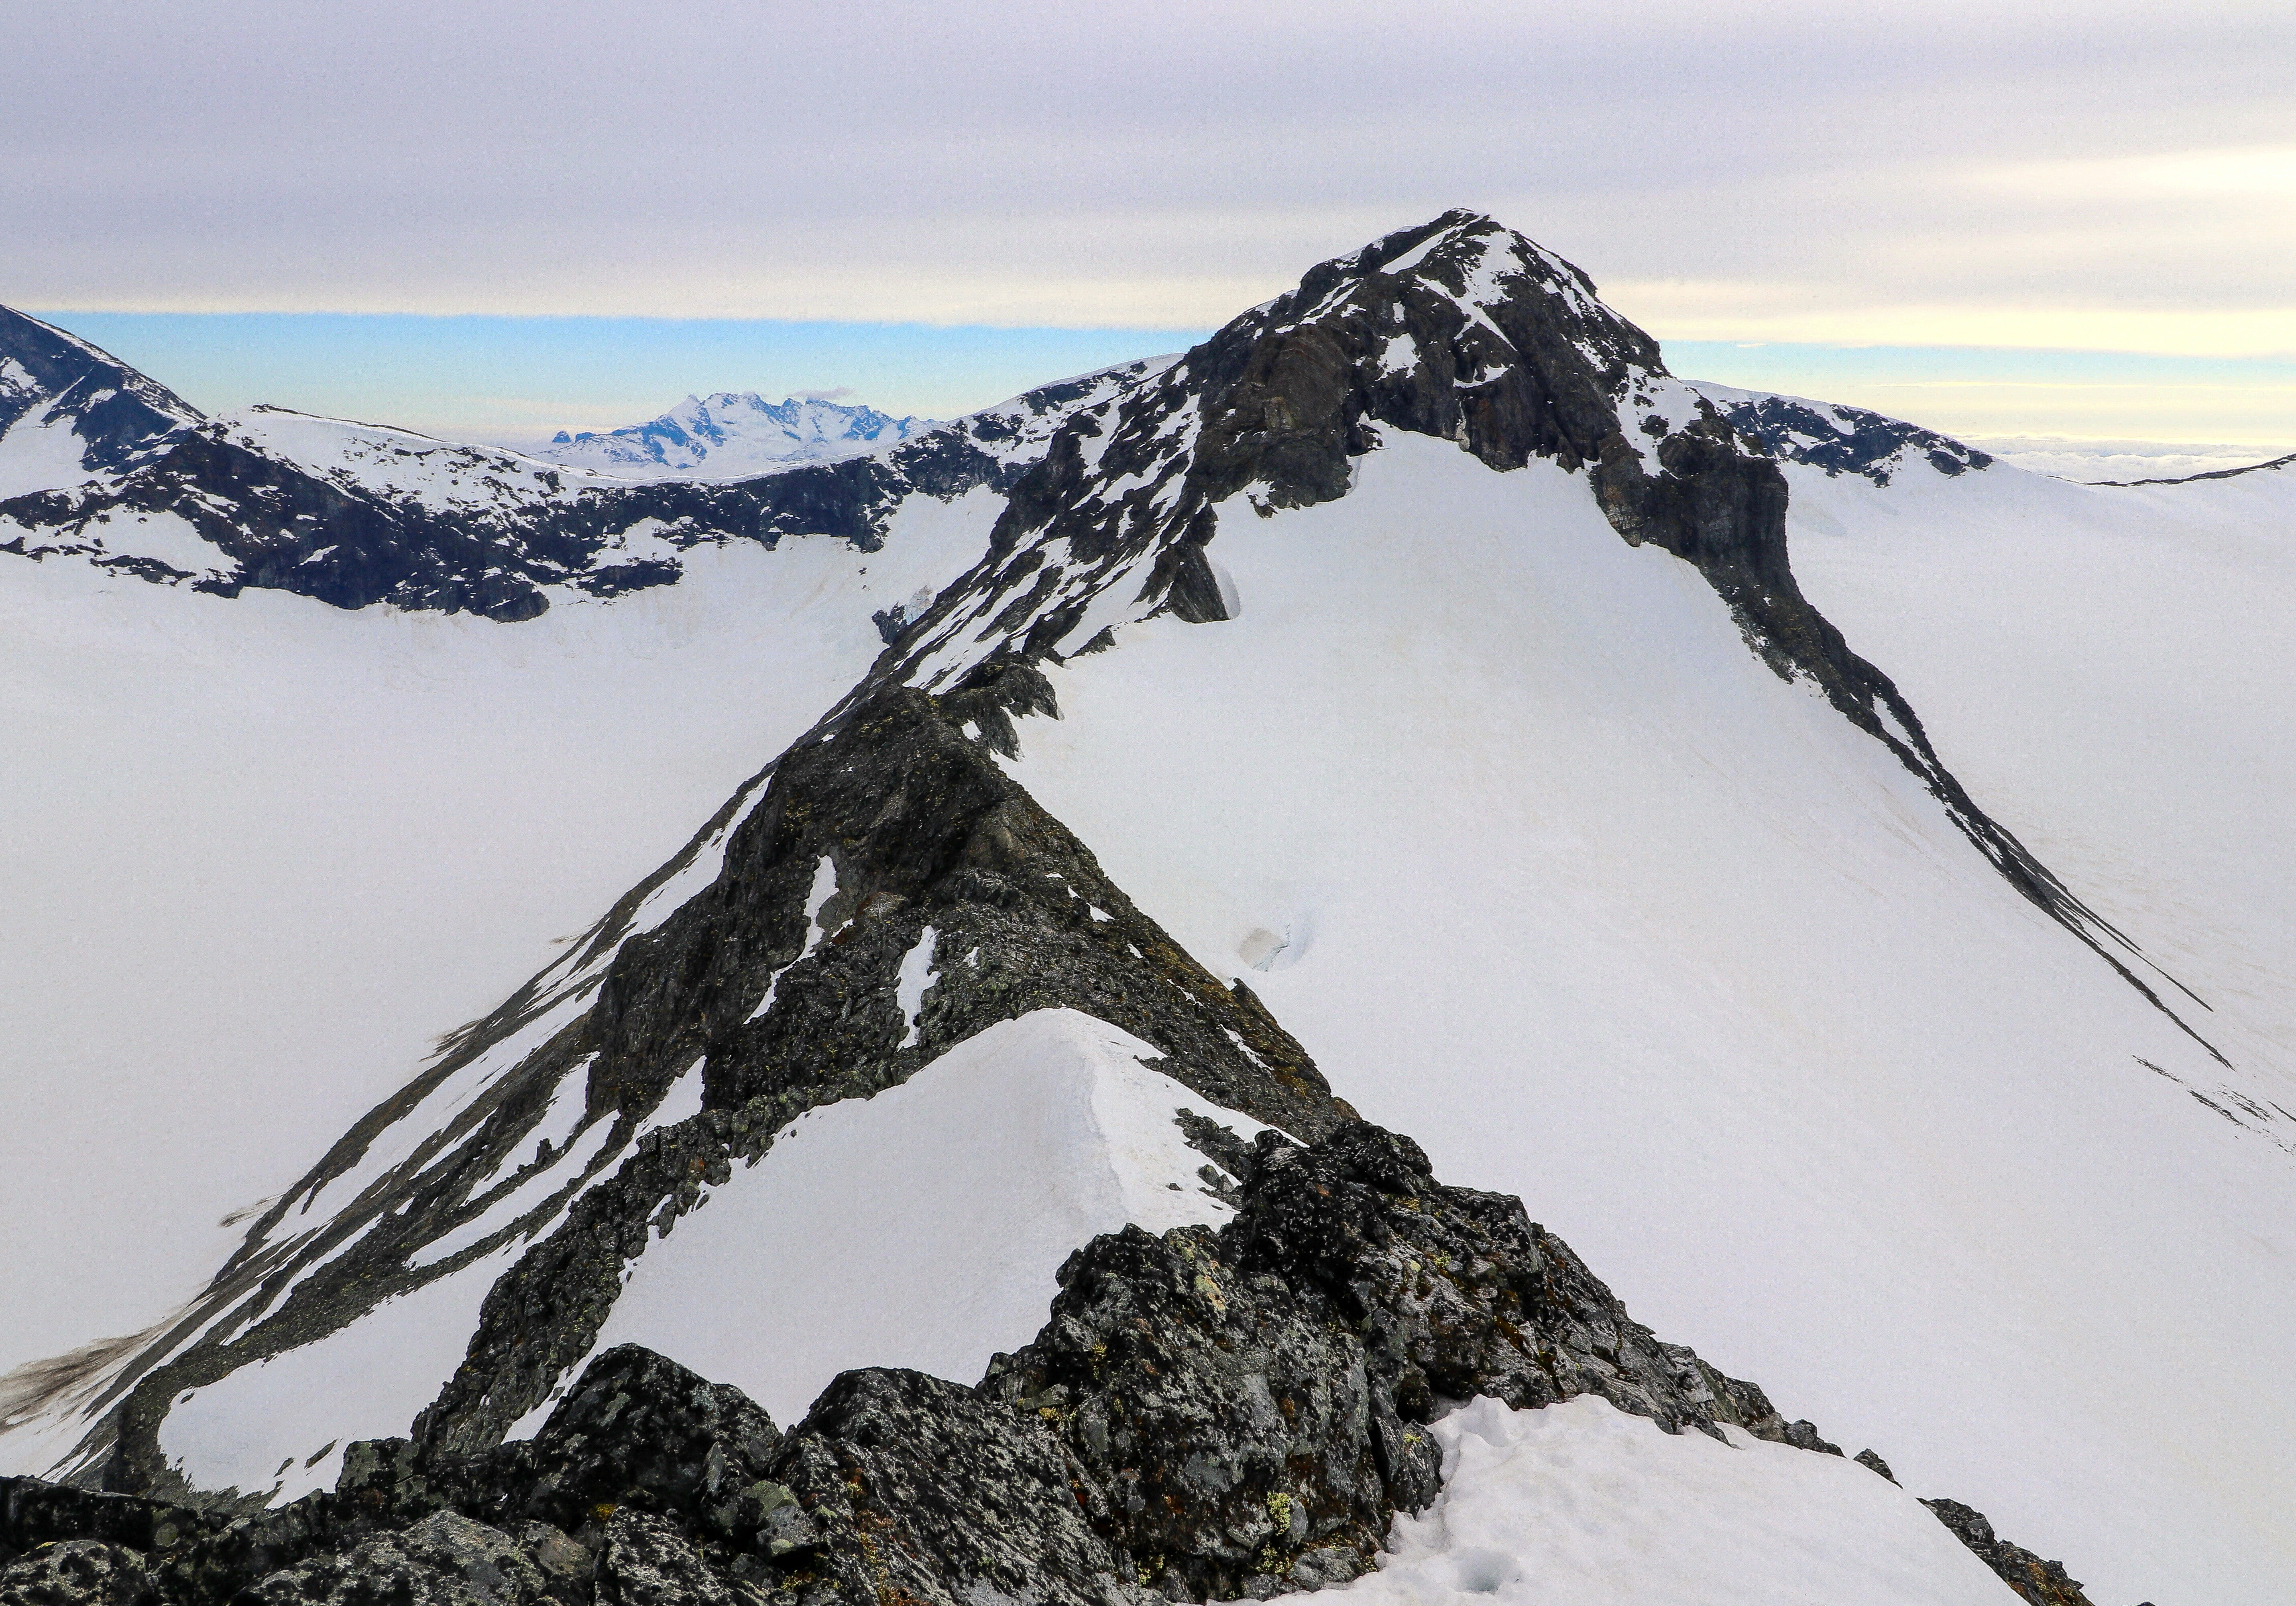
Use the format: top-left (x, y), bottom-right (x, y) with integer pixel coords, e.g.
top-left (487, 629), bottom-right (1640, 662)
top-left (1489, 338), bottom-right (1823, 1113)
top-left (997, 436), bottom-right (2294, 1604)
top-left (532, 394), bottom-right (934, 480)
top-left (0, 399), bottom-right (108, 498)
top-left (1783, 456), bottom-right (2296, 1087)
top-left (532, 1009), bottom-right (1271, 1430)
top-left (1344, 1395), bottom-right (2013, 1606)
top-left (155, 1242), bottom-right (524, 1506)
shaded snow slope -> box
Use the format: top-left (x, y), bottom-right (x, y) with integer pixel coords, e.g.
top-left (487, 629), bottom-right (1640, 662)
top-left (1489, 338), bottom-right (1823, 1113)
top-left (534, 393), bottom-right (937, 479)
top-left (1786, 457), bottom-right (2296, 1094)
top-left (0, 493), bottom-right (998, 1386)
top-left (1343, 1396), bottom-right (2014, 1606)
top-left (993, 436), bottom-right (2292, 1606)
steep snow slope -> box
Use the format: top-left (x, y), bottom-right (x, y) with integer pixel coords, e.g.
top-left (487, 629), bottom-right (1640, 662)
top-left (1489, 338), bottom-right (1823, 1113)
top-left (991, 436), bottom-right (2293, 1606)
top-left (534, 393), bottom-right (937, 479)
top-left (1783, 454), bottom-right (2296, 1086)
top-left (0, 491), bottom-right (999, 1382)
top-left (145, 1010), bottom-right (1261, 1505)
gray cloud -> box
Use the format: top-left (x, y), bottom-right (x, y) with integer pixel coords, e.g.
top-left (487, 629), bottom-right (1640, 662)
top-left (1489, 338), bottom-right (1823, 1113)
top-left (9, 1), bottom-right (2294, 352)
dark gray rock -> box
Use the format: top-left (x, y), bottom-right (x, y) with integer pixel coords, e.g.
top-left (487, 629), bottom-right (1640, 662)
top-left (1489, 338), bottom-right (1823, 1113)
top-left (518, 1348), bottom-right (782, 1535)
top-left (242, 1512), bottom-right (547, 1606)
top-left (1921, 1499), bottom-right (2098, 1606)
top-left (0, 1542), bottom-right (157, 1606)
top-left (593, 1512), bottom-right (756, 1606)
top-left (965, 1120), bottom-right (1802, 1601)
top-left (761, 1370), bottom-right (1142, 1606)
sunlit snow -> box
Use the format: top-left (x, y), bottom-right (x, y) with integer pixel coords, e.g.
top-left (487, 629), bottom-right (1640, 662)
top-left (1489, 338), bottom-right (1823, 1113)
top-left (537, 1009), bottom-right (1270, 1429)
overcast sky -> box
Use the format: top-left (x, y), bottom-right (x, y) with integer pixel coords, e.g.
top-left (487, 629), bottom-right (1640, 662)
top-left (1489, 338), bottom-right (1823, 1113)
top-left (14, 1), bottom-right (2295, 444)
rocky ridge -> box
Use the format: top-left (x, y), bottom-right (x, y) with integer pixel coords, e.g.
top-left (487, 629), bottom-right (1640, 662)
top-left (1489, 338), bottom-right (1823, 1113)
top-left (1689, 385), bottom-right (1995, 485)
top-left (854, 210), bottom-right (2219, 1060)
top-left (5, 1120), bottom-right (2099, 1606)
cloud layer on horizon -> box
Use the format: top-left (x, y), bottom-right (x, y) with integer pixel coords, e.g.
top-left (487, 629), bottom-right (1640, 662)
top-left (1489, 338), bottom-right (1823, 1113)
top-left (14, 0), bottom-right (2295, 359)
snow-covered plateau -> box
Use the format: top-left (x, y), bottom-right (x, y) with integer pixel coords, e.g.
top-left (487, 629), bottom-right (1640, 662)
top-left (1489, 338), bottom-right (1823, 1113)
top-left (4, 212), bottom-right (2290, 1606)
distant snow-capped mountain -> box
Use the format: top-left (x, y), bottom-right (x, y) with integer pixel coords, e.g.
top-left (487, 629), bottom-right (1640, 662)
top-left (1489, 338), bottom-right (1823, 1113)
top-left (0, 306), bottom-right (201, 497)
top-left (533, 393), bottom-right (938, 479)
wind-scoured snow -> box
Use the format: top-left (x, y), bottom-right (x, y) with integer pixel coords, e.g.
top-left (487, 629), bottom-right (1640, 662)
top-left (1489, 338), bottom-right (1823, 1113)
top-left (0, 396), bottom-right (111, 499)
top-left (993, 436), bottom-right (2294, 1606)
top-left (529, 1009), bottom-right (1270, 1429)
top-left (533, 394), bottom-right (937, 480)
top-left (1342, 1396), bottom-right (2012, 1606)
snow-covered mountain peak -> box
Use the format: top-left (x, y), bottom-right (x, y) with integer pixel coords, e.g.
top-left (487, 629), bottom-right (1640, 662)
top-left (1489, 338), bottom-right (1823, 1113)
top-left (533, 391), bottom-right (938, 480)
top-left (0, 305), bottom-right (202, 498)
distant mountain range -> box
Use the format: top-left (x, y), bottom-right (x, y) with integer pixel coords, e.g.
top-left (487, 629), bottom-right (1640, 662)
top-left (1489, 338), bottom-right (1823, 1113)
top-left (533, 393), bottom-right (938, 479)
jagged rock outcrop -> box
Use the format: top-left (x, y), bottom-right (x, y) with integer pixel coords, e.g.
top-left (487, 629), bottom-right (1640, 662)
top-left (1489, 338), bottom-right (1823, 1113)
top-left (972, 1120), bottom-right (1809, 1600)
top-left (0, 1541), bottom-right (159, 1606)
top-left (240, 1512), bottom-right (551, 1606)
top-left (1922, 1499), bottom-right (2100, 1606)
